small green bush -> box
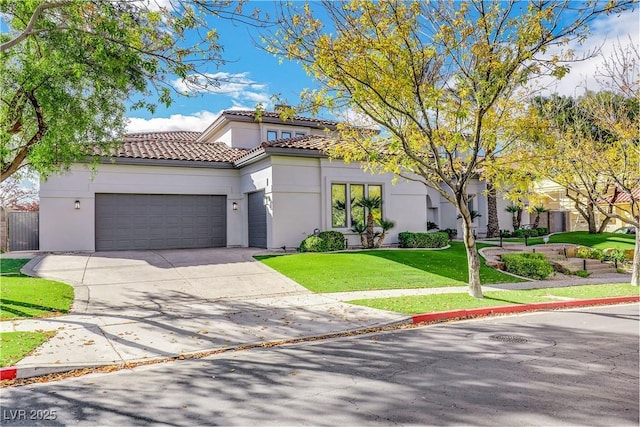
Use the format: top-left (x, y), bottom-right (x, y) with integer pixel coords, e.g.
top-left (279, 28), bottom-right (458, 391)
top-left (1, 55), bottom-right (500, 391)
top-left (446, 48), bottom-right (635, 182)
top-left (299, 236), bottom-right (328, 252)
top-left (574, 270), bottom-right (591, 278)
top-left (500, 229), bottom-right (512, 238)
top-left (299, 231), bottom-right (345, 252)
top-left (536, 227), bottom-right (549, 236)
top-left (501, 253), bottom-right (555, 280)
top-left (603, 248), bottom-right (626, 263)
top-left (398, 231), bottom-right (449, 248)
top-left (575, 247), bottom-right (604, 260)
top-left (441, 228), bottom-right (458, 240)
top-left (318, 231), bottom-right (346, 251)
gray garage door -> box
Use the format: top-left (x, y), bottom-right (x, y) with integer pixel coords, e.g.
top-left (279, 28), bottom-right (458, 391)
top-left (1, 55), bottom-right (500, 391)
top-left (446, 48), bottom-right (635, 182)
top-left (248, 191), bottom-right (267, 248)
top-left (95, 194), bottom-right (226, 251)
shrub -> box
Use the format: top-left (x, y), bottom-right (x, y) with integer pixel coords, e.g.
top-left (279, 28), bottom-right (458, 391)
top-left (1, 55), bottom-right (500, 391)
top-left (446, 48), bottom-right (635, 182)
top-left (299, 236), bottom-right (328, 252)
top-left (574, 270), bottom-right (591, 278)
top-left (576, 247), bottom-right (604, 260)
top-left (318, 231), bottom-right (346, 251)
top-left (441, 228), bottom-right (458, 239)
top-left (501, 253), bottom-right (555, 280)
top-left (300, 231), bottom-right (346, 252)
top-left (603, 248), bottom-right (627, 263)
top-left (535, 227), bottom-right (549, 236)
top-left (398, 231), bottom-right (449, 248)
top-left (500, 230), bottom-right (512, 238)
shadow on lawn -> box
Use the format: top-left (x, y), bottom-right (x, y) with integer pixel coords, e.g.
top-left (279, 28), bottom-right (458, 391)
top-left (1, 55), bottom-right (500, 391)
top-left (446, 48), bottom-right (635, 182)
top-left (0, 298), bottom-right (69, 319)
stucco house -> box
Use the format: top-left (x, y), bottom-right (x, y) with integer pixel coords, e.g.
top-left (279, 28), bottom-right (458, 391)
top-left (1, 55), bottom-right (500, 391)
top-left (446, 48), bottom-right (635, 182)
top-left (39, 109), bottom-right (511, 252)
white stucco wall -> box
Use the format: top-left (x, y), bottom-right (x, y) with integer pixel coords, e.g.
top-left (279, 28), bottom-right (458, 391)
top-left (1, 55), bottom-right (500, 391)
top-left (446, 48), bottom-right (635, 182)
top-left (40, 163), bottom-right (242, 252)
top-left (270, 156), bottom-right (322, 248)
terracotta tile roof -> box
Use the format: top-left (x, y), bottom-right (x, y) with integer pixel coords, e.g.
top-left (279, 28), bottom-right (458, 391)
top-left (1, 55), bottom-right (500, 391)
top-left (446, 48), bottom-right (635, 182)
top-left (233, 135), bottom-right (335, 162)
top-left (124, 131), bottom-right (202, 142)
top-left (101, 131), bottom-right (246, 163)
top-left (604, 187), bottom-right (640, 204)
top-left (223, 110), bottom-right (339, 128)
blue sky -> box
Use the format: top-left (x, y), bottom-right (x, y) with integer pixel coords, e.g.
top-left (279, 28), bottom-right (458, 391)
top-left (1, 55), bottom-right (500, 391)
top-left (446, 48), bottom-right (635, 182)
top-left (125, 2), bottom-right (640, 133)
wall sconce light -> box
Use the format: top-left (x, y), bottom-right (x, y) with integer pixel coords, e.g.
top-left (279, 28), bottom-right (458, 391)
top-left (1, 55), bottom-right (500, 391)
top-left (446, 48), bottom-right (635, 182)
top-left (232, 202), bottom-right (238, 211)
top-left (263, 195), bottom-right (271, 207)
top-left (74, 200), bottom-right (80, 210)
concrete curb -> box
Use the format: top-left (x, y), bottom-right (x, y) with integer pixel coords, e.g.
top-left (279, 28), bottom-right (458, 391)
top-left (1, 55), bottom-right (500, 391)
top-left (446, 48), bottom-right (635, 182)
top-left (411, 295), bottom-right (640, 324)
top-left (2, 296), bottom-right (637, 382)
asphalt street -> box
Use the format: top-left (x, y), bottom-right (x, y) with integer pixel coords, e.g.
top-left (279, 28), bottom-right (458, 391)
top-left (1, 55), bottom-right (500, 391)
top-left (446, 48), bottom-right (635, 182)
top-left (1, 304), bottom-right (638, 426)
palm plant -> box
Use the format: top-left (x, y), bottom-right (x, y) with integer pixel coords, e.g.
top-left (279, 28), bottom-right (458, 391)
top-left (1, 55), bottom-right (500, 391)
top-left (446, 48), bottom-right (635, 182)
top-left (506, 205), bottom-right (522, 230)
top-left (532, 205), bottom-right (548, 229)
top-left (354, 196), bottom-right (381, 248)
top-left (351, 221), bottom-right (367, 248)
top-left (374, 219), bottom-right (396, 248)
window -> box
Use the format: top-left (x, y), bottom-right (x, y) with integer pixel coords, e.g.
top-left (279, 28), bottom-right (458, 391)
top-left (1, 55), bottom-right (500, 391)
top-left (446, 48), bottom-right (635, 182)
top-left (331, 183), bottom-right (383, 228)
top-left (267, 130), bottom-right (277, 141)
top-left (281, 131), bottom-right (292, 139)
top-left (295, 132), bottom-right (306, 137)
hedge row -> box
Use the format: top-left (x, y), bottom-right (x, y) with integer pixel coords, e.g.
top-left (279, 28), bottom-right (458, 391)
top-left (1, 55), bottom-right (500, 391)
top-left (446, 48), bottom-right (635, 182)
top-left (501, 227), bottom-right (549, 238)
top-left (398, 231), bottom-right (449, 248)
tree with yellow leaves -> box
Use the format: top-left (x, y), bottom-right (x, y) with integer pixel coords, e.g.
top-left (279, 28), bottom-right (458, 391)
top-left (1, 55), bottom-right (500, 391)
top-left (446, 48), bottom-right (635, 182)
top-left (517, 41), bottom-right (639, 285)
top-left (267, 0), bottom-right (634, 297)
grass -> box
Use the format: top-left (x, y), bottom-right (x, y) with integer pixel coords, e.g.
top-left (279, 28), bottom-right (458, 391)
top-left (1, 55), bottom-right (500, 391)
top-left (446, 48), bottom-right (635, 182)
top-left (349, 284), bottom-right (639, 314)
top-left (0, 258), bottom-right (30, 276)
top-left (0, 331), bottom-right (54, 367)
top-left (1, 277), bottom-right (74, 320)
top-left (500, 231), bottom-right (635, 250)
top-left (257, 242), bottom-right (524, 293)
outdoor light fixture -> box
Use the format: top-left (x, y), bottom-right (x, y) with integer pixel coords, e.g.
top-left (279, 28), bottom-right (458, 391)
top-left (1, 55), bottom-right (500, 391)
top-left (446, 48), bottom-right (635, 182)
top-left (232, 202), bottom-right (238, 211)
top-left (74, 200), bottom-right (80, 210)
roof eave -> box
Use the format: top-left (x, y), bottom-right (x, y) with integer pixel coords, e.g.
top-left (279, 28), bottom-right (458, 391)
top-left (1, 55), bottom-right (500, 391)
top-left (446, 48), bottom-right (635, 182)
top-left (99, 157), bottom-right (235, 169)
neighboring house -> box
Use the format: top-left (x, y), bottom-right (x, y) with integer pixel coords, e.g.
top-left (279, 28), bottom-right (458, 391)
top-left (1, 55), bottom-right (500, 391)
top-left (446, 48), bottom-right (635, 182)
top-left (600, 187), bottom-right (640, 231)
top-left (39, 109), bottom-right (510, 252)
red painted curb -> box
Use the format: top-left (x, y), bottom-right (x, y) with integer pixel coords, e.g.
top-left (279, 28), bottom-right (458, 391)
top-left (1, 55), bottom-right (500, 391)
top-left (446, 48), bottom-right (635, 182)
top-left (412, 295), bottom-right (640, 324)
top-left (0, 367), bottom-right (17, 380)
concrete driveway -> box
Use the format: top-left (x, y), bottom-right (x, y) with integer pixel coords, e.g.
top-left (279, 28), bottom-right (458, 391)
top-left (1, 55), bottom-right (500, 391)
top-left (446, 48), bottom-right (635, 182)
top-left (5, 248), bottom-right (405, 373)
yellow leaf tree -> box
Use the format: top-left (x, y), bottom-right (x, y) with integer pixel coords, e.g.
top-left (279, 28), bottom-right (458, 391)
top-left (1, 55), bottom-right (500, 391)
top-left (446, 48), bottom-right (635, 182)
top-left (515, 42), bottom-right (639, 285)
top-left (267, 0), bottom-right (633, 297)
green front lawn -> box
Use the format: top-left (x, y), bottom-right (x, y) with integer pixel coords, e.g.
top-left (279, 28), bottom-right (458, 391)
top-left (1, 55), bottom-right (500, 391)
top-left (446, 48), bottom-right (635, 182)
top-left (257, 242), bottom-right (523, 293)
top-left (0, 258), bottom-right (73, 368)
top-left (502, 231), bottom-right (635, 250)
top-left (349, 284), bottom-right (639, 314)
top-left (0, 331), bottom-right (54, 367)
top-left (1, 277), bottom-right (74, 320)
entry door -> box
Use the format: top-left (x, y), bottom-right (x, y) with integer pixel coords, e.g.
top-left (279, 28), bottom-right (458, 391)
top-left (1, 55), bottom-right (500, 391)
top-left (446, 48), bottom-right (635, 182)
top-left (247, 191), bottom-right (267, 248)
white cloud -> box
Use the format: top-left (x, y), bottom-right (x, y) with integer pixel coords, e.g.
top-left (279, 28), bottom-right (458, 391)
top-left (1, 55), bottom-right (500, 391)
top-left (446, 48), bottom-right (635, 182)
top-left (529, 10), bottom-right (639, 96)
top-left (125, 110), bottom-right (221, 133)
top-left (172, 72), bottom-right (271, 105)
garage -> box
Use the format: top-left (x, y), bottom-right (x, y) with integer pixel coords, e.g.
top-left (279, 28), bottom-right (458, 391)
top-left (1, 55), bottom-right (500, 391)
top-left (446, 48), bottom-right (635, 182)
top-left (247, 191), bottom-right (267, 248)
top-left (95, 194), bottom-right (227, 251)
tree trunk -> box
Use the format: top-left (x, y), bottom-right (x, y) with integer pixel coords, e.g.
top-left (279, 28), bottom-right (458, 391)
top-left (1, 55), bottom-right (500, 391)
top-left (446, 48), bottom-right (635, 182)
top-left (486, 183), bottom-right (499, 238)
top-left (533, 213), bottom-right (540, 229)
top-left (586, 203), bottom-right (597, 233)
top-left (511, 214), bottom-right (518, 230)
top-left (366, 213), bottom-right (374, 248)
top-left (632, 231), bottom-right (639, 286)
top-left (375, 232), bottom-right (386, 248)
top-left (516, 209), bottom-right (522, 229)
top-left (459, 203), bottom-right (483, 298)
